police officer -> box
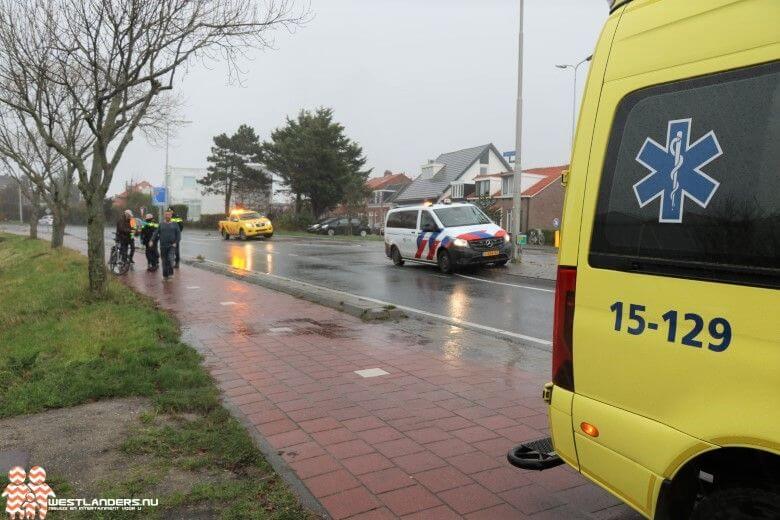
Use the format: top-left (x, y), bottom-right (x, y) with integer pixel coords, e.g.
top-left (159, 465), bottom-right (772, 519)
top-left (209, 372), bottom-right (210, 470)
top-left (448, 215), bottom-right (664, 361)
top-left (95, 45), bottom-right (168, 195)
top-left (168, 207), bottom-right (184, 269)
top-left (153, 210), bottom-right (181, 281)
top-left (141, 213), bottom-right (159, 272)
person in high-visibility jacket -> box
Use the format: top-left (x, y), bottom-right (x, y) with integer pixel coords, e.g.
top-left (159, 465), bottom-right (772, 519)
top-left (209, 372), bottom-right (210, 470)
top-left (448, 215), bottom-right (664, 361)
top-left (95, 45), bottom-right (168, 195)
top-left (140, 214), bottom-right (159, 272)
top-left (168, 207), bottom-right (184, 269)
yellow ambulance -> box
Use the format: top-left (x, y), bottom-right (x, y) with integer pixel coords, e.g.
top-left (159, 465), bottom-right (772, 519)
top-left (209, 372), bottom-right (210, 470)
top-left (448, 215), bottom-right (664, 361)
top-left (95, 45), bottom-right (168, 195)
top-left (508, 1), bottom-right (779, 518)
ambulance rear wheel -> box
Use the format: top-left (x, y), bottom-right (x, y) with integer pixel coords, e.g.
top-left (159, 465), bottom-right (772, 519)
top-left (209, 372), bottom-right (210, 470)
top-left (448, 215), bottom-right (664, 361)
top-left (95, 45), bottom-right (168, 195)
top-left (391, 246), bottom-right (404, 266)
top-left (690, 486), bottom-right (780, 520)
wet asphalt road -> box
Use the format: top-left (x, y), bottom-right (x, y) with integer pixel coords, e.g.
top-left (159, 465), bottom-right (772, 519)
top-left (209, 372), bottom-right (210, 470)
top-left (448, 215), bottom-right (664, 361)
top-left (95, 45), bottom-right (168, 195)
top-left (7, 225), bottom-right (555, 346)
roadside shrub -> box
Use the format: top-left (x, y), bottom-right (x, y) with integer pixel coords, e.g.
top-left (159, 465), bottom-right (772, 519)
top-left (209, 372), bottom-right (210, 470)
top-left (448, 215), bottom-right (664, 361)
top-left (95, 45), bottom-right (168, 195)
top-left (189, 214), bottom-right (224, 230)
top-left (274, 211), bottom-right (314, 231)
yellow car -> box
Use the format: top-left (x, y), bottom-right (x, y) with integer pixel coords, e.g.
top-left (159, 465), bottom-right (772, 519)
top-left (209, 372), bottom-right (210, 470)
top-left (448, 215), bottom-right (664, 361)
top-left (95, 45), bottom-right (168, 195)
top-left (218, 210), bottom-right (273, 240)
top-left (508, 1), bottom-right (779, 519)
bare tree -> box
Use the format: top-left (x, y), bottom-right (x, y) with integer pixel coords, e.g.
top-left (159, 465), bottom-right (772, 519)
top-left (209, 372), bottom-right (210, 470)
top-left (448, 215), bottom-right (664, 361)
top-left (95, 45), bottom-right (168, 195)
top-left (2, 174), bottom-right (44, 239)
top-left (0, 103), bottom-right (92, 247)
top-left (0, 0), bottom-right (306, 297)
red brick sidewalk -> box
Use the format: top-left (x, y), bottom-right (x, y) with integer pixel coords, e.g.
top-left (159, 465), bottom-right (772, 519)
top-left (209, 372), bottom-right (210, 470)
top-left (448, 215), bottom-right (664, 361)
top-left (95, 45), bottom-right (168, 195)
top-left (124, 263), bottom-right (639, 520)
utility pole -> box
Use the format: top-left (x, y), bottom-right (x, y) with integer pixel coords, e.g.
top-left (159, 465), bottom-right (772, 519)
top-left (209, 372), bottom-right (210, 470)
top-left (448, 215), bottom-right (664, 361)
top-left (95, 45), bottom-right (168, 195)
top-left (511, 0), bottom-right (524, 261)
top-left (18, 181), bottom-right (22, 222)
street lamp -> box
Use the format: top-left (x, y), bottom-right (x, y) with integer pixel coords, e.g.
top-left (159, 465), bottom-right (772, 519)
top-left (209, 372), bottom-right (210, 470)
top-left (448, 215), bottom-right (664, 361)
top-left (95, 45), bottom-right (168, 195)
top-left (556, 55), bottom-right (592, 147)
top-left (164, 119), bottom-right (193, 208)
top-left (511, 0), bottom-right (525, 261)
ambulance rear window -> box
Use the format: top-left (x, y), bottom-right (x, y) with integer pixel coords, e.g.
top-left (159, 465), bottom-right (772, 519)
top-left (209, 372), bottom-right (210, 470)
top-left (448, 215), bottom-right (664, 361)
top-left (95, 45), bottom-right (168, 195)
top-left (590, 61), bottom-right (779, 288)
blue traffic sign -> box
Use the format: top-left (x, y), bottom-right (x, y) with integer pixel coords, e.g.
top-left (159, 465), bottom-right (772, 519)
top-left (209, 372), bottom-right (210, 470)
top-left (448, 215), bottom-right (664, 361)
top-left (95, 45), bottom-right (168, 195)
top-left (152, 187), bottom-right (167, 205)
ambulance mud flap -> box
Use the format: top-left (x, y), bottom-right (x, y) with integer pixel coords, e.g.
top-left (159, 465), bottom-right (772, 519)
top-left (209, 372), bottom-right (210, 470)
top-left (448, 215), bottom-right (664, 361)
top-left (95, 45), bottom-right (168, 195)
top-left (507, 437), bottom-right (564, 471)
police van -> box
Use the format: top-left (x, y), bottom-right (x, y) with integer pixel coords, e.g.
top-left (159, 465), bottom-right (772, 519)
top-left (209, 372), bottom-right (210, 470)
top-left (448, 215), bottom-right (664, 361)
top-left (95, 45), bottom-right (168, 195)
top-left (507, 0), bottom-right (779, 519)
top-left (384, 202), bottom-right (511, 274)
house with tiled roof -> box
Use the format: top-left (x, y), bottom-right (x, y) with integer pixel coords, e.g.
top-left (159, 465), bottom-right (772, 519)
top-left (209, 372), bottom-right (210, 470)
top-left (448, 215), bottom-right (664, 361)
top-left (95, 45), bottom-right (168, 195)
top-left (468, 165), bottom-right (567, 232)
top-left (365, 171), bottom-right (412, 230)
top-left (394, 144), bottom-right (512, 206)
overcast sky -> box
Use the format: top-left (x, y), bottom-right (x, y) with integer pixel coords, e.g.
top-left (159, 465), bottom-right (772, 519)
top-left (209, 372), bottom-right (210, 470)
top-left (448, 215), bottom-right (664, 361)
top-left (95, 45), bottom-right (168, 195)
top-left (111, 0), bottom-right (608, 195)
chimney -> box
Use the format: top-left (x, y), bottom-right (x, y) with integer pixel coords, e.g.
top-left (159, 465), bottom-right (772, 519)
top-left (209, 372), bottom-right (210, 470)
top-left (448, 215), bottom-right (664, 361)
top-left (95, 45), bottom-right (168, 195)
top-left (420, 160), bottom-right (443, 180)
top-left (384, 170), bottom-right (392, 177)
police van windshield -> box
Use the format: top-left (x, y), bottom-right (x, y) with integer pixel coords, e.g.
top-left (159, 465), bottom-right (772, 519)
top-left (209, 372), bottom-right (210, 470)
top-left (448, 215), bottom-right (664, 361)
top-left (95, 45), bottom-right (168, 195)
top-left (434, 206), bottom-right (491, 227)
top-left (239, 212), bottom-right (262, 220)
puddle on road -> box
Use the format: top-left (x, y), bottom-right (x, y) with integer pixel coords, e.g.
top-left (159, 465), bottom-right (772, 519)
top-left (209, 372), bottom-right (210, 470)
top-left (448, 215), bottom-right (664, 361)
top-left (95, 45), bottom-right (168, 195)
top-left (270, 318), bottom-right (353, 339)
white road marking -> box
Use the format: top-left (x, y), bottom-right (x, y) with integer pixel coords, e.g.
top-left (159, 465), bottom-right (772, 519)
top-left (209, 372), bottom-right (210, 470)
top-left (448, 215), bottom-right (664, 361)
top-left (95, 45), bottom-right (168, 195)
top-left (203, 260), bottom-right (552, 347)
top-left (455, 273), bottom-right (554, 293)
top-left (355, 368), bottom-right (389, 378)
top-left (219, 301), bottom-right (237, 306)
top-left (288, 253), bottom-right (299, 257)
top-left (186, 286), bottom-right (200, 289)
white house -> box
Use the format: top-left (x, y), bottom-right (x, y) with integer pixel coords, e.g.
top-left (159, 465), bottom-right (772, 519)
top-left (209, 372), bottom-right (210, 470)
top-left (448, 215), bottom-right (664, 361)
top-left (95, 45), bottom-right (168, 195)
top-left (393, 143), bottom-right (512, 205)
top-left (167, 167), bottom-right (224, 221)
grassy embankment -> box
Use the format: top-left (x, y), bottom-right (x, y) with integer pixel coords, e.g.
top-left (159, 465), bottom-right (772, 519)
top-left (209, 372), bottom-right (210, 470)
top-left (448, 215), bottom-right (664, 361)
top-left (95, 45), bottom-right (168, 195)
top-left (0, 233), bottom-right (311, 519)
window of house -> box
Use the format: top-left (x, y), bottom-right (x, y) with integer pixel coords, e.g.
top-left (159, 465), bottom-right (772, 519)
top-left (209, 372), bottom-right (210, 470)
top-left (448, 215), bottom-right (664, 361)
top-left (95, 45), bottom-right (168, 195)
top-left (450, 183), bottom-right (464, 199)
top-left (182, 176), bottom-right (197, 189)
top-left (502, 176), bottom-right (513, 195)
top-left (480, 166), bottom-right (488, 175)
top-left (590, 61), bottom-right (780, 288)
top-left (476, 180), bottom-right (491, 196)
top-left (479, 149), bottom-right (489, 165)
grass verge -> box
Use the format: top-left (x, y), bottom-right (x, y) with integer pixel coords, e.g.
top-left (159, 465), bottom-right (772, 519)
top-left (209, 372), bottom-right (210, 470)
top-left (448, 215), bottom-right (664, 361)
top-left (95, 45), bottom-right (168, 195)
top-left (0, 233), bottom-right (312, 519)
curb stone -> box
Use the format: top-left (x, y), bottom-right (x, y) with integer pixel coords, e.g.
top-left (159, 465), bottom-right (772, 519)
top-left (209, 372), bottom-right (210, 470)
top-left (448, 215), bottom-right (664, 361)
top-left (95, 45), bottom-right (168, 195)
top-left (183, 258), bottom-right (407, 323)
top-left (184, 258), bottom-right (552, 350)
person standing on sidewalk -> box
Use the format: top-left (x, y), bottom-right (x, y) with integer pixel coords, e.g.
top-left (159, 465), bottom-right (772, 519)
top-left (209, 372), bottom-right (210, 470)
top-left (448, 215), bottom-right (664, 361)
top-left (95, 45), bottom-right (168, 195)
top-left (168, 207), bottom-right (184, 269)
top-left (140, 214), bottom-right (159, 272)
top-left (116, 210), bottom-right (133, 263)
top-left (153, 211), bottom-right (181, 281)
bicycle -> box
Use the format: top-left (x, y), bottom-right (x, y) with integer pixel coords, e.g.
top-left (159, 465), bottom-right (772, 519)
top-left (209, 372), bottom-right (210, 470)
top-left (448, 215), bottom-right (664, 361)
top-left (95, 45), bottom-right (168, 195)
top-left (108, 233), bottom-right (131, 275)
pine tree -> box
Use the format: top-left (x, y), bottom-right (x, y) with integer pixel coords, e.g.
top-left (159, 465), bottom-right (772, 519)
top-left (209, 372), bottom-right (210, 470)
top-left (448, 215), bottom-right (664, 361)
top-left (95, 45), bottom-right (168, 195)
top-left (199, 125), bottom-right (270, 214)
top-left (262, 108), bottom-right (370, 218)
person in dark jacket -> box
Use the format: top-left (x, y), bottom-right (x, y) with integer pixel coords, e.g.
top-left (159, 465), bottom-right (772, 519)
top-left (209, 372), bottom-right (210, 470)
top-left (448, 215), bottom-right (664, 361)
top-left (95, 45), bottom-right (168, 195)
top-left (152, 211), bottom-right (181, 280)
top-left (115, 210), bottom-right (133, 263)
top-left (140, 213), bottom-right (159, 272)
top-left (168, 207), bottom-right (184, 269)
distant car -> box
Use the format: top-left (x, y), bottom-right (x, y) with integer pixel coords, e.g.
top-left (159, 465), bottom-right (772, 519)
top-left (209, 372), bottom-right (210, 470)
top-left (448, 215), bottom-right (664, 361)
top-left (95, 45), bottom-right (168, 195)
top-left (318, 218), bottom-right (371, 237)
top-left (38, 215), bottom-right (53, 226)
top-left (218, 210), bottom-right (273, 240)
top-left (307, 218), bottom-right (336, 233)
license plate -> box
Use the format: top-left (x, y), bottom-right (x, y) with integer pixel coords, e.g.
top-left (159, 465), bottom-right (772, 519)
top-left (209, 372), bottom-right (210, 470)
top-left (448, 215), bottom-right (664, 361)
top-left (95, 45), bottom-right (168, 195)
top-left (482, 250), bottom-right (500, 257)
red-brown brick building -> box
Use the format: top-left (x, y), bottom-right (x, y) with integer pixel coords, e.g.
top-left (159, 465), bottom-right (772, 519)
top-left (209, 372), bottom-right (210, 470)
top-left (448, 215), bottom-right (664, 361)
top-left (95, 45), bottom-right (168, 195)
top-left (365, 171), bottom-right (412, 231)
top-left (468, 165), bottom-right (567, 232)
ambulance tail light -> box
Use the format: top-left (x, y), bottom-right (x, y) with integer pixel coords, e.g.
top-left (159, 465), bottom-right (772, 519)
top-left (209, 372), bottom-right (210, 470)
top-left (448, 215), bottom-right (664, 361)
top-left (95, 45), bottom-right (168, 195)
top-left (552, 266), bottom-right (576, 392)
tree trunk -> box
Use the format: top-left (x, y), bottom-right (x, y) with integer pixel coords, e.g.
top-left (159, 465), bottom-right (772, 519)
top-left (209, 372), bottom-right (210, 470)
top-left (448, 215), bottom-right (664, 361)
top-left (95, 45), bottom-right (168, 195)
top-left (27, 189), bottom-right (40, 239)
top-left (225, 176), bottom-right (233, 214)
top-left (295, 193), bottom-right (302, 216)
top-left (51, 204), bottom-right (67, 248)
top-left (86, 194), bottom-right (107, 298)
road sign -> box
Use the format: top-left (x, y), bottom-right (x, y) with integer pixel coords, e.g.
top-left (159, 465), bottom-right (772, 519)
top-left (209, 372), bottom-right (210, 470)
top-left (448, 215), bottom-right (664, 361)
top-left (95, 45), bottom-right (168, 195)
top-left (553, 217), bottom-right (560, 229)
top-left (502, 150), bottom-right (516, 163)
top-left (517, 234), bottom-right (527, 246)
top-left (152, 187), bottom-right (167, 206)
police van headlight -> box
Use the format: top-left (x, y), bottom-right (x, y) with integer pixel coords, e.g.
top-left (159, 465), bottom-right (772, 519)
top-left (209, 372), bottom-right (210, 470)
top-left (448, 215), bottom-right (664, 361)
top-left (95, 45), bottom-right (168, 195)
top-left (453, 238), bottom-right (469, 248)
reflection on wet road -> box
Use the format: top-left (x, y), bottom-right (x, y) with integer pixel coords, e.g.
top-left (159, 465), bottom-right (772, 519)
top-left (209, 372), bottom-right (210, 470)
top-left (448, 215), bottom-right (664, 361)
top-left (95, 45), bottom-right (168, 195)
top-left (15, 225), bottom-right (554, 345)
top-left (182, 230), bottom-right (554, 345)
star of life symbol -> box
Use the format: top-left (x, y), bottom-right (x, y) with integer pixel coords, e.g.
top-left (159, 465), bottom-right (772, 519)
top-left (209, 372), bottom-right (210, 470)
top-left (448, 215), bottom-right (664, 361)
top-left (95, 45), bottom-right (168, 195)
top-left (634, 118), bottom-right (722, 223)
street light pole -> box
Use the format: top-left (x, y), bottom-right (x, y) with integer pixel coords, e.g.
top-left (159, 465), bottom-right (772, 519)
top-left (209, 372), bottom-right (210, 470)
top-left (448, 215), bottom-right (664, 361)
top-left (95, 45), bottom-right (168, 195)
top-left (511, 0), bottom-right (524, 261)
top-left (555, 55), bottom-right (592, 147)
top-left (18, 182), bottom-right (22, 222)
